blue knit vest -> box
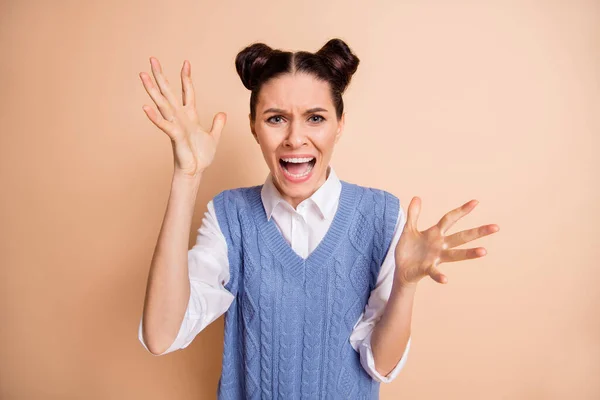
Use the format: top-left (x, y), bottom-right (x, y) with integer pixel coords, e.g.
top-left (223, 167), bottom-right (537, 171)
top-left (212, 180), bottom-right (399, 400)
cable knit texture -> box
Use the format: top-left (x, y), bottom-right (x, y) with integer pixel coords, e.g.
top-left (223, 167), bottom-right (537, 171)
top-left (212, 180), bottom-right (399, 400)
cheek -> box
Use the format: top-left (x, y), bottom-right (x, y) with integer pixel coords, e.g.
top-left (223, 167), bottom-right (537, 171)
top-left (257, 135), bottom-right (281, 163)
top-left (313, 130), bottom-right (338, 154)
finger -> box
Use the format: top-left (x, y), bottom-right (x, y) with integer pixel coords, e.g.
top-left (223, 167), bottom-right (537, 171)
top-left (139, 71), bottom-right (175, 122)
top-left (444, 224), bottom-right (500, 249)
top-left (437, 199), bottom-right (478, 235)
top-left (429, 266), bottom-right (447, 284)
top-left (181, 60), bottom-right (196, 108)
top-left (210, 112), bottom-right (227, 142)
top-left (142, 105), bottom-right (177, 140)
top-left (406, 196), bottom-right (421, 231)
top-left (150, 57), bottom-right (180, 112)
top-left (440, 247), bottom-right (487, 263)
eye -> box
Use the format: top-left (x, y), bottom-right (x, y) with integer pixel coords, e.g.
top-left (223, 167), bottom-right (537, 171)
top-left (309, 115), bottom-right (325, 123)
top-left (266, 115), bottom-right (284, 124)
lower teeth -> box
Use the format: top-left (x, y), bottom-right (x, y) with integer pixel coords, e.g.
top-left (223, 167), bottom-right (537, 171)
top-left (285, 163), bottom-right (313, 178)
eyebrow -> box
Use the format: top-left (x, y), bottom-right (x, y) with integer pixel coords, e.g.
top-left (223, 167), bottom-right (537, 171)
top-left (262, 107), bottom-right (328, 115)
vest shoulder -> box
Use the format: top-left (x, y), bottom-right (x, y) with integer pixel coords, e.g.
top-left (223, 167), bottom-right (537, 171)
top-left (342, 180), bottom-right (399, 203)
top-left (212, 186), bottom-right (263, 223)
top-left (213, 185), bottom-right (262, 202)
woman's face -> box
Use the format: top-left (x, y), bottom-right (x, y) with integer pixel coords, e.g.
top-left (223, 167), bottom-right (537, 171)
top-left (250, 72), bottom-right (345, 209)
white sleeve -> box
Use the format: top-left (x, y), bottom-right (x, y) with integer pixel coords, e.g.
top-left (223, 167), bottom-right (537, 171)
top-left (138, 200), bottom-right (235, 356)
top-left (348, 204), bottom-right (411, 382)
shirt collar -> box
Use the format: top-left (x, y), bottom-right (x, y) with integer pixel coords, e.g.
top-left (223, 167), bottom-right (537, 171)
top-left (260, 165), bottom-right (342, 221)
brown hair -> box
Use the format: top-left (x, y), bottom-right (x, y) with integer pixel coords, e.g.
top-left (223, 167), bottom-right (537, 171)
top-left (235, 38), bottom-right (360, 122)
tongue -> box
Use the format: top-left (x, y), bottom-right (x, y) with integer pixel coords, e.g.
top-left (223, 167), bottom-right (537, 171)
top-left (286, 162), bottom-right (310, 175)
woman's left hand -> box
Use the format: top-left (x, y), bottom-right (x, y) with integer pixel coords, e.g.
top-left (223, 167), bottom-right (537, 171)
top-left (394, 197), bottom-right (500, 287)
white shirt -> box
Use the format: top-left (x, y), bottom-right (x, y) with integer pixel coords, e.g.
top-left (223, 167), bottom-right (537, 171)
top-left (138, 167), bottom-right (411, 383)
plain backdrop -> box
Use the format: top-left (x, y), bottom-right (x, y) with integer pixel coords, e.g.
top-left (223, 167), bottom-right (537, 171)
top-left (1, 0), bottom-right (598, 399)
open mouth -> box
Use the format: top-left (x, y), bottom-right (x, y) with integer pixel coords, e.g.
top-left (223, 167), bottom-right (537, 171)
top-left (279, 156), bottom-right (316, 179)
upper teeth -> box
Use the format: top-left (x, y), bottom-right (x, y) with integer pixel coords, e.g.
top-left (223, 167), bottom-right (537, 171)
top-left (281, 157), bottom-right (314, 163)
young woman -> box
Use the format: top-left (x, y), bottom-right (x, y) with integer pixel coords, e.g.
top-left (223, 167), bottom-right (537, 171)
top-left (138, 38), bottom-right (500, 399)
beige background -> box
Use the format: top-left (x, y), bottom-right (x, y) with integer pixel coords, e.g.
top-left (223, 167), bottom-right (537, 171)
top-left (1, 0), bottom-right (598, 399)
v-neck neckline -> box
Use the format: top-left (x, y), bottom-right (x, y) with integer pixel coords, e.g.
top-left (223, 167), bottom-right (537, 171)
top-left (245, 180), bottom-right (358, 270)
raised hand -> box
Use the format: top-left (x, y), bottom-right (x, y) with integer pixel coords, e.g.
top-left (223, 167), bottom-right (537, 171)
top-left (394, 197), bottom-right (500, 286)
top-left (139, 57), bottom-right (226, 177)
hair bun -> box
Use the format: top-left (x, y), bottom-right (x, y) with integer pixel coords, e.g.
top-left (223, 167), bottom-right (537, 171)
top-left (316, 38), bottom-right (360, 93)
top-left (235, 43), bottom-right (274, 91)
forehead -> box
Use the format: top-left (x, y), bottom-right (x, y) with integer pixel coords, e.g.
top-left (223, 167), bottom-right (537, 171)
top-left (257, 73), bottom-right (332, 111)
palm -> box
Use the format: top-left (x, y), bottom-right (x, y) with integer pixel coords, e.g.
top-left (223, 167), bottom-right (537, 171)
top-left (394, 197), bottom-right (500, 286)
top-left (173, 126), bottom-right (218, 174)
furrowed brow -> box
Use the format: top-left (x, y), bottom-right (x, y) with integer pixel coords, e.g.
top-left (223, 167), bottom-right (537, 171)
top-left (263, 107), bottom-right (328, 115)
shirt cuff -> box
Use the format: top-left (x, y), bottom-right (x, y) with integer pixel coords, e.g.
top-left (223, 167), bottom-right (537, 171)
top-left (358, 330), bottom-right (411, 383)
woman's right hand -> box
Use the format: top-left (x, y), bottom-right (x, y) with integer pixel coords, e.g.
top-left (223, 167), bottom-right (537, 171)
top-left (140, 57), bottom-right (226, 178)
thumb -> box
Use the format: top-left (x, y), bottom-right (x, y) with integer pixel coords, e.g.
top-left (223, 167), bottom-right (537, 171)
top-left (406, 196), bottom-right (421, 231)
top-left (210, 112), bottom-right (227, 142)
top-left (429, 266), bottom-right (447, 284)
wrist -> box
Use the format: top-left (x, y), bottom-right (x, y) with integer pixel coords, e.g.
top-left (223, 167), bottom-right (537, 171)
top-left (393, 277), bottom-right (419, 292)
top-left (173, 169), bottom-right (204, 184)
top-left (388, 279), bottom-right (418, 308)
top-left (171, 170), bottom-right (203, 201)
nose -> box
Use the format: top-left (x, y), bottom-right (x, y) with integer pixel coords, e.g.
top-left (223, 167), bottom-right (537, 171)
top-left (283, 122), bottom-right (308, 149)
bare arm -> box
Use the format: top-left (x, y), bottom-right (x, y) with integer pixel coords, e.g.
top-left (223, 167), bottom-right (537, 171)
top-left (370, 281), bottom-right (416, 376)
top-left (140, 172), bottom-right (202, 355)
top-left (137, 56), bottom-right (226, 355)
